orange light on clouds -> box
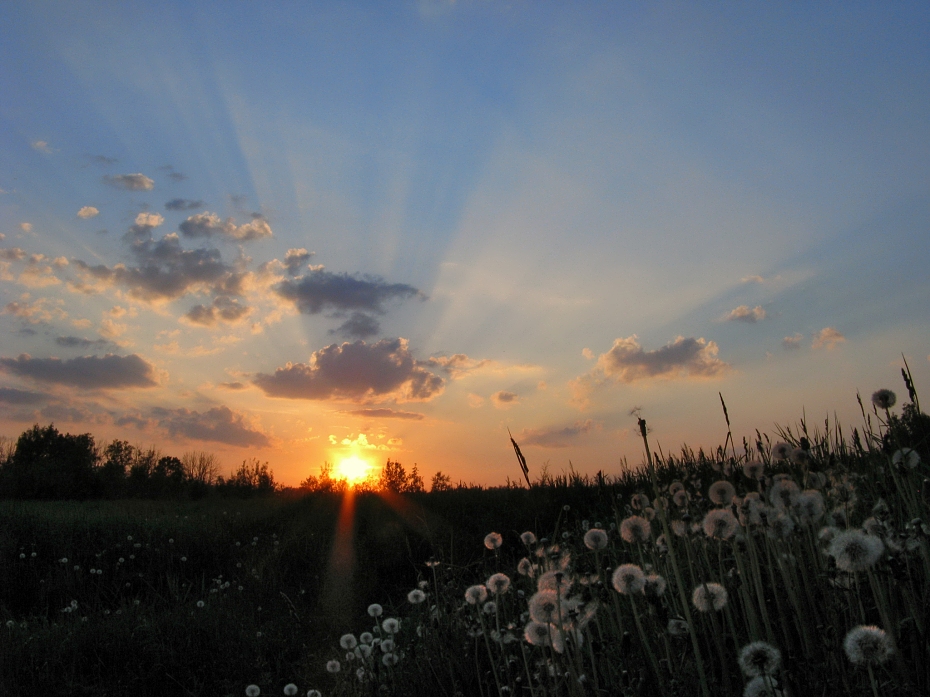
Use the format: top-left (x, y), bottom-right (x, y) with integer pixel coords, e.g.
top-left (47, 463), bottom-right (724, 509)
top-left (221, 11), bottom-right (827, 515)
top-left (334, 455), bottom-right (373, 485)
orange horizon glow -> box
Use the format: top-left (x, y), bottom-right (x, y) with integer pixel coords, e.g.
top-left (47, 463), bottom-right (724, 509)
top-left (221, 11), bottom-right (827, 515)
top-left (333, 455), bottom-right (374, 486)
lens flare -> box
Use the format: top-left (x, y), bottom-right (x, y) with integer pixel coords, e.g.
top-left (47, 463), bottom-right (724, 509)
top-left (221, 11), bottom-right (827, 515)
top-left (335, 455), bottom-right (371, 484)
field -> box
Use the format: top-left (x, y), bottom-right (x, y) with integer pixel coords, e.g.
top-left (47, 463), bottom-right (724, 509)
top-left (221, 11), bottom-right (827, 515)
top-left (2, 392), bottom-right (929, 696)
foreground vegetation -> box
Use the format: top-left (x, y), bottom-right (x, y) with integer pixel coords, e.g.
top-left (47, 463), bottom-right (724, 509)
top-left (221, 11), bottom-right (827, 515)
top-left (2, 373), bottom-right (929, 696)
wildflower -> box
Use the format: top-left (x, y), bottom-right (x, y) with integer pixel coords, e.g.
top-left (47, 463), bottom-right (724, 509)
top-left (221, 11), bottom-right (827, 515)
top-left (583, 528), bottom-right (608, 551)
top-left (359, 631), bottom-right (373, 644)
top-left (620, 516), bottom-right (651, 544)
top-left (630, 493), bottom-right (651, 510)
top-left (484, 532), bottom-right (503, 550)
top-left (767, 513), bottom-right (795, 539)
top-left (843, 625), bottom-right (893, 665)
top-left (644, 574), bottom-right (667, 598)
top-left (245, 686), bottom-right (261, 697)
top-left (708, 480), bottom-right (736, 506)
top-left (828, 530), bottom-right (884, 572)
top-left (487, 573), bottom-right (511, 595)
top-left (528, 590), bottom-right (561, 623)
top-left (367, 603), bottom-right (383, 617)
top-left (284, 685), bottom-right (298, 696)
top-left (738, 641), bottom-right (782, 677)
top-left (382, 652), bottom-right (399, 667)
top-left (380, 638), bottom-right (395, 653)
top-left (738, 492), bottom-right (766, 526)
top-left (483, 601), bottom-right (497, 614)
top-left (669, 480), bottom-right (685, 496)
top-left (611, 564), bottom-right (646, 595)
top-left (520, 531), bottom-right (537, 546)
top-left (771, 442), bottom-right (792, 460)
top-left (340, 633), bottom-right (358, 650)
top-left (537, 569), bottom-right (572, 594)
top-left (871, 389), bottom-right (896, 410)
top-left (517, 558), bottom-right (534, 576)
top-left (793, 490), bottom-right (825, 525)
top-left (667, 618), bottom-right (689, 636)
top-left (382, 617), bottom-right (400, 634)
top-left (407, 588), bottom-right (426, 604)
top-left (743, 676), bottom-right (788, 697)
top-left (892, 448), bottom-right (921, 469)
top-left (702, 509), bottom-right (740, 540)
top-left (672, 489), bottom-right (690, 507)
top-left (465, 585), bottom-right (488, 605)
top-left (671, 520), bottom-right (688, 537)
top-left (326, 659), bottom-right (341, 673)
top-left (692, 583), bottom-right (728, 612)
top-left (769, 479), bottom-right (800, 512)
top-left (790, 447), bottom-right (811, 466)
top-left (743, 460), bottom-right (765, 480)
top-left (524, 621), bottom-right (553, 647)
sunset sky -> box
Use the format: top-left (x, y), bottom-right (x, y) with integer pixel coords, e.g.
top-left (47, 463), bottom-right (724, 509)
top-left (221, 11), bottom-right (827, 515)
top-left (1, 1), bottom-right (928, 487)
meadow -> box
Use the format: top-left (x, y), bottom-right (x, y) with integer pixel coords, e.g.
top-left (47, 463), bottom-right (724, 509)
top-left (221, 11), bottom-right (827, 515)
top-left (2, 382), bottom-right (929, 696)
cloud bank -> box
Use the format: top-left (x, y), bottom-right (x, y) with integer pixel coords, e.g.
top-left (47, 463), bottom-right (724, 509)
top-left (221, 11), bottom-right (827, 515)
top-left (0, 353), bottom-right (158, 389)
top-left (152, 405), bottom-right (270, 447)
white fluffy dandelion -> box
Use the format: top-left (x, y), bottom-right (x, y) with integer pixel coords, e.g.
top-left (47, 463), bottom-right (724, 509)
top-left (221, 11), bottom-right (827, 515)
top-left (771, 442), bottom-right (792, 461)
top-left (611, 564), bottom-right (646, 595)
top-left (340, 633), bottom-right (358, 650)
top-left (620, 516), bottom-right (651, 544)
top-left (702, 509), bottom-right (740, 540)
top-left (892, 448), bottom-right (921, 469)
top-left (487, 572), bottom-right (511, 595)
top-left (692, 583), bottom-right (728, 612)
top-left (583, 528), bottom-right (608, 551)
top-left (828, 530), bottom-right (884, 572)
top-left (484, 532), bottom-right (503, 550)
top-left (382, 652), bottom-right (399, 667)
top-left (367, 603), bottom-right (383, 617)
top-left (520, 531), bottom-right (537, 546)
top-left (465, 584), bottom-right (488, 605)
top-left (382, 617), bottom-right (400, 634)
top-left (528, 590), bottom-right (561, 624)
top-left (843, 625), bottom-right (893, 665)
top-left (283, 685), bottom-right (298, 696)
top-left (326, 659), bottom-right (341, 673)
top-left (245, 686), bottom-right (261, 697)
top-left (738, 641), bottom-right (782, 677)
top-left (407, 588), bottom-right (426, 604)
top-left (517, 557), bottom-right (534, 576)
top-left (743, 676), bottom-right (788, 697)
top-left (708, 480), bottom-right (736, 506)
top-left (743, 460), bottom-right (765, 480)
top-left (644, 574), bottom-right (667, 598)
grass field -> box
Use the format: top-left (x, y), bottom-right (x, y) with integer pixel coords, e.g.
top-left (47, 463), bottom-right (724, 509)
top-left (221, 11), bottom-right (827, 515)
top-left (2, 391), bottom-right (929, 696)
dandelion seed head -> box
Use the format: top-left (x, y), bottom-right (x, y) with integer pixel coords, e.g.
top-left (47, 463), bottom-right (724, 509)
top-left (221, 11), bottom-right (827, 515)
top-left (326, 659), bottom-right (341, 673)
top-left (537, 569), bottom-right (572, 594)
top-left (692, 583), bottom-right (728, 612)
top-left (630, 493), bottom-right (651, 510)
top-left (644, 574), bottom-right (667, 597)
top-left (382, 652), bottom-right (399, 667)
top-left (488, 572), bottom-right (511, 595)
top-left (528, 590), bottom-right (561, 623)
top-left (367, 603), bottom-right (383, 617)
top-left (484, 532), bottom-right (503, 550)
top-left (669, 480), bottom-right (685, 496)
top-left (790, 448), bottom-right (811, 466)
top-left (771, 442), bottom-right (792, 460)
top-left (382, 617), bottom-right (400, 634)
top-left (828, 530), bottom-right (884, 572)
top-left (667, 618), bottom-right (689, 636)
top-left (340, 633), bottom-right (358, 650)
top-left (793, 490), bottom-right (825, 525)
top-left (708, 480), bottom-right (737, 506)
top-left (743, 460), bottom-right (765, 480)
top-left (483, 601), bottom-right (497, 614)
top-left (283, 684), bottom-right (298, 696)
top-left (245, 686), bottom-right (261, 697)
top-left (196, 600), bottom-right (205, 608)
top-left (524, 620), bottom-right (551, 647)
top-left (743, 676), bottom-right (788, 697)
top-left (620, 516), bottom-right (651, 544)
top-left (465, 584), bottom-right (488, 605)
top-left (517, 557), bottom-right (534, 576)
top-left (738, 641), bottom-right (782, 677)
top-left (583, 528), bottom-right (608, 551)
top-left (308, 691), bottom-right (322, 697)
top-left (520, 531), bottom-right (537, 546)
top-left (611, 563), bottom-right (646, 595)
top-left (892, 448), bottom-right (921, 469)
top-left (407, 588), bottom-right (426, 604)
top-left (672, 489), bottom-right (690, 507)
top-left (871, 389), bottom-right (896, 410)
top-left (359, 632), bottom-right (373, 644)
top-left (702, 509), bottom-right (740, 540)
top-left (843, 625), bottom-right (893, 665)
top-left (769, 479), bottom-right (800, 511)
top-left (768, 513), bottom-right (795, 539)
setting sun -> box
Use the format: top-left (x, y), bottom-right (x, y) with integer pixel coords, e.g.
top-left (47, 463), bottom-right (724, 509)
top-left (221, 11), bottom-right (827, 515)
top-left (334, 456), bottom-right (372, 485)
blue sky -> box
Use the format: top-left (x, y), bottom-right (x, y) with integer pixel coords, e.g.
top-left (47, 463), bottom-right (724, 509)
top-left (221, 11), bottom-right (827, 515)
top-left (1, 1), bottom-right (928, 485)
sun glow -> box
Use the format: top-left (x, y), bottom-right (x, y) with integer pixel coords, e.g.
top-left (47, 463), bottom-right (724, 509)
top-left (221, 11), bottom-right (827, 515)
top-left (335, 455), bottom-right (372, 485)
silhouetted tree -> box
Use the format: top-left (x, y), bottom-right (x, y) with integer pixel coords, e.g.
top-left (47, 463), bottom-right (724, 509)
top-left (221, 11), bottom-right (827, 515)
top-left (218, 458), bottom-right (277, 496)
top-left (0, 424), bottom-right (99, 499)
top-left (430, 470), bottom-right (452, 492)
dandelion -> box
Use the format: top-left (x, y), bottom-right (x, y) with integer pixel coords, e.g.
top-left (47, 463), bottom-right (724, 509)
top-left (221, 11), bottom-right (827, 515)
top-left (743, 460), bottom-right (765, 480)
top-left (611, 564), bottom-right (646, 595)
top-left (326, 659), bottom-right (341, 674)
top-left (487, 572), bottom-right (511, 595)
top-left (790, 447), bottom-right (811, 466)
top-left (283, 685), bottom-right (298, 696)
top-left (620, 516), bottom-right (651, 544)
top-left (196, 600), bottom-right (205, 608)
top-left (708, 480), bottom-right (736, 506)
top-left (644, 574), bottom-right (667, 598)
top-left (672, 489), bottom-right (690, 507)
top-left (340, 633), bottom-right (358, 650)
top-left (520, 531), bottom-right (537, 546)
top-left (465, 584), bottom-right (488, 605)
top-left (484, 532), bottom-right (503, 550)
top-left (769, 479), bottom-right (800, 512)
top-left (828, 530), bottom-right (884, 572)
top-left (382, 617), bottom-right (400, 634)
top-left (793, 490), bottom-right (825, 525)
top-left (630, 493), bottom-right (651, 510)
top-left (356, 644), bottom-right (372, 658)
top-left (528, 590), bottom-right (561, 623)
top-left (771, 442), bottom-right (792, 460)
top-left (738, 492), bottom-right (766, 526)
top-left (517, 558), bottom-right (534, 576)
top-left (524, 621), bottom-right (565, 652)
top-left (892, 448), bottom-right (921, 469)
top-left (245, 686), bottom-right (260, 697)
top-left (743, 676), bottom-right (788, 697)
top-left (583, 528), bottom-right (608, 551)
top-left (407, 588), bottom-right (426, 604)
top-left (308, 691), bottom-right (322, 697)
top-left (768, 513), bottom-right (795, 539)
top-left (692, 583), bottom-right (728, 612)
top-left (483, 601), bottom-right (497, 614)
top-left (702, 509), bottom-right (740, 540)
top-left (537, 570), bottom-right (572, 594)
top-left (738, 641), bottom-right (782, 677)
top-left (667, 618), bottom-right (689, 636)
top-left (843, 625), bottom-right (893, 665)
top-left (669, 480), bottom-right (685, 496)
top-left (359, 631), bottom-right (373, 644)
top-left (380, 638), bottom-right (395, 653)
top-left (382, 653), bottom-right (399, 667)
top-left (871, 389), bottom-right (896, 410)
top-left (367, 603), bottom-right (383, 617)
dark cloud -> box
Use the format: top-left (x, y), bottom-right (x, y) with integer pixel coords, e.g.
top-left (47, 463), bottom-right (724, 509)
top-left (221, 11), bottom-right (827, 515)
top-left (217, 381), bottom-right (246, 390)
top-left (184, 296), bottom-right (250, 326)
top-left (0, 353), bottom-right (158, 389)
top-left (73, 233), bottom-right (242, 301)
top-left (331, 312), bottom-right (380, 339)
top-left (521, 420), bottom-right (597, 448)
top-left (283, 248), bottom-right (313, 276)
top-left (254, 338), bottom-right (444, 403)
top-left (782, 333), bottom-right (803, 350)
top-left (152, 405), bottom-right (270, 447)
top-left (0, 386), bottom-right (48, 405)
top-left (165, 198), bottom-right (204, 211)
top-left (103, 173), bottom-right (154, 191)
top-left (344, 408), bottom-right (425, 420)
top-left (274, 270), bottom-right (421, 316)
top-left (594, 335), bottom-right (729, 382)
top-left (491, 391), bottom-right (519, 409)
top-left (229, 194), bottom-right (248, 205)
top-left (91, 155), bottom-right (118, 166)
top-left (0, 247), bottom-right (27, 261)
top-left (425, 354), bottom-right (493, 379)
top-left (178, 212), bottom-right (272, 241)
top-left (40, 403), bottom-right (97, 423)
top-left (55, 336), bottom-right (110, 349)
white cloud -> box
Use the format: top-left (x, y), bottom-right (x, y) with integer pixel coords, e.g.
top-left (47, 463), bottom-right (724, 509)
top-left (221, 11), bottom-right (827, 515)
top-left (724, 305), bottom-right (767, 323)
top-left (20, 223), bottom-right (33, 233)
top-left (77, 206), bottom-right (100, 219)
top-left (31, 140), bottom-right (53, 154)
top-left (104, 173), bottom-right (155, 191)
top-left (812, 327), bottom-right (845, 350)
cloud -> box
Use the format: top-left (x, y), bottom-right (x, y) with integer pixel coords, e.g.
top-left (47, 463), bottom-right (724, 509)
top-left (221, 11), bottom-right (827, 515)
top-left (20, 223), bottom-right (33, 233)
top-left (104, 173), bottom-right (155, 191)
top-left (330, 312), bottom-right (380, 338)
top-left (343, 408), bottom-right (425, 420)
top-left (91, 155), bottom-right (118, 166)
top-left (274, 269), bottom-right (421, 316)
top-left (217, 381), bottom-right (246, 390)
top-left (782, 333), bottom-right (803, 350)
top-left (152, 405), bottom-right (270, 447)
top-left (254, 338), bottom-right (444, 403)
top-left (0, 247), bottom-right (27, 261)
top-left (31, 140), bottom-right (53, 154)
top-left (467, 393), bottom-right (485, 408)
top-left (0, 386), bottom-right (48, 405)
top-left (55, 336), bottom-right (110, 349)
top-left (77, 206), bottom-right (100, 219)
top-left (183, 296), bottom-right (250, 326)
top-left (282, 248), bottom-right (314, 276)
top-left (740, 275), bottom-right (765, 284)
top-left (812, 327), bottom-right (845, 350)
top-left (491, 390), bottom-right (519, 408)
top-left (2, 297), bottom-right (66, 324)
top-left (521, 420), bottom-right (597, 448)
top-left (158, 165), bottom-right (187, 182)
top-left (426, 354), bottom-right (493, 379)
top-left (179, 212), bottom-right (273, 241)
top-left (165, 198), bottom-right (204, 211)
top-left (125, 211), bottom-right (165, 240)
top-left (724, 305), bottom-right (767, 323)
top-left (0, 353), bottom-right (158, 389)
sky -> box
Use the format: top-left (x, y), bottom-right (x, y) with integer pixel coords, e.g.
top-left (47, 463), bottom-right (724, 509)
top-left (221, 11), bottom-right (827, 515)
top-left (1, 1), bottom-right (929, 487)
